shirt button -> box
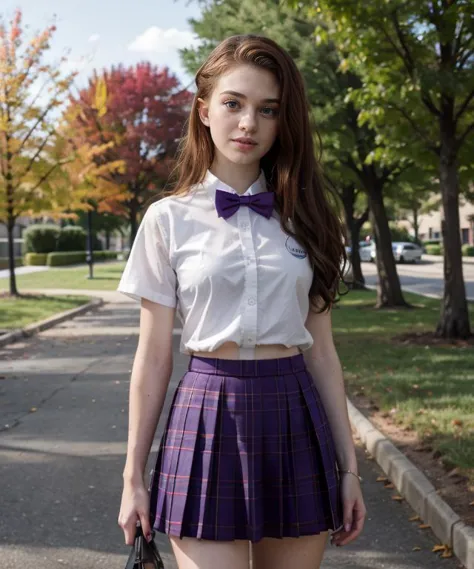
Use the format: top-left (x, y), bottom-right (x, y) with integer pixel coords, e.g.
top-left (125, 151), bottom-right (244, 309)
top-left (248, 297), bottom-right (256, 306)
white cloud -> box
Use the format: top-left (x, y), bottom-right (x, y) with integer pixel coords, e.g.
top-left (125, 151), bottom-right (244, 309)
top-left (88, 33), bottom-right (100, 43)
top-left (128, 26), bottom-right (200, 54)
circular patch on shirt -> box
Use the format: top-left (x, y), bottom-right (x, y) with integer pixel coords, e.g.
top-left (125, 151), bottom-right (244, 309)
top-left (285, 236), bottom-right (307, 259)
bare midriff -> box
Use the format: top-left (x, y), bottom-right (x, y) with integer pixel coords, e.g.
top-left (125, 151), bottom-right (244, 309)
top-left (191, 341), bottom-right (301, 360)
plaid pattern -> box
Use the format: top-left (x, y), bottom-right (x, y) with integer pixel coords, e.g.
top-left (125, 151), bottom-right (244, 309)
top-left (148, 354), bottom-right (343, 542)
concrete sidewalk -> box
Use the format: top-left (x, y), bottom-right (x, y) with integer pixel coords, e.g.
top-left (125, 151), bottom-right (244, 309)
top-left (0, 293), bottom-right (462, 568)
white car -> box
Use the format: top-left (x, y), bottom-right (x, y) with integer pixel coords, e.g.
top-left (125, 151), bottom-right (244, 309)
top-left (366, 241), bottom-right (423, 263)
top-left (359, 242), bottom-right (375, 262)
top-left (391, 241), bottom-right (423, 263)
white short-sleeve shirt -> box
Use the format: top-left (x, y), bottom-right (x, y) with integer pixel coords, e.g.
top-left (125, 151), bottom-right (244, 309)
top-left (117, 169), bottom-right (315, 355)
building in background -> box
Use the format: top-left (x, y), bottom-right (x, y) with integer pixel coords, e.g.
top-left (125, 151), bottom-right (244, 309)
top-left (416, 197), bottom-right (474, 245)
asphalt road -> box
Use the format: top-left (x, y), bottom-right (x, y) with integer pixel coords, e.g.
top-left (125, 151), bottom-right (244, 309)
top-left (0, 290), bottom-right (466, 567)
top-left (361, 255), bottom-right (474, 301)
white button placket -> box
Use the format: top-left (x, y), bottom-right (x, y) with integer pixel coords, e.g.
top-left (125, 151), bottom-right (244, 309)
top-left (238, 203), bottom-right (258, 358)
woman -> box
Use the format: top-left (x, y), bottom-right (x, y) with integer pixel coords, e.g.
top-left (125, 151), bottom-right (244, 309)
top-left (117, 34), bottom-right (366, 569)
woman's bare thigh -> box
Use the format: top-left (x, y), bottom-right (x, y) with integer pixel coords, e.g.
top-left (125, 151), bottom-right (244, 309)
top-left (252, 532), bottom-right (329, 569)
top-left (169, 536), bottom-right (250, 569)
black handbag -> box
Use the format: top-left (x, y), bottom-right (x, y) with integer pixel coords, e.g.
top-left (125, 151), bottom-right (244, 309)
top-left (124, 523), bottom-right (165, 569)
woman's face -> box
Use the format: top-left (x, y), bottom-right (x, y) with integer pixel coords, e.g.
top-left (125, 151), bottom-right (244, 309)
top-left (198, 64), bottom-right (280, 169)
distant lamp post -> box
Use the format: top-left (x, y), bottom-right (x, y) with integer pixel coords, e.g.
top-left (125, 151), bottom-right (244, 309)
top-left (86, 207), bottom-right (94, 279)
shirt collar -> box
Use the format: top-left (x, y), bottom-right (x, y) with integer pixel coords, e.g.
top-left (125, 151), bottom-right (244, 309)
top-left (203, 169), bottom-right (267, 201)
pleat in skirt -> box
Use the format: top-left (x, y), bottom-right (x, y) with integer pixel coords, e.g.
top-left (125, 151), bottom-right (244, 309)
top-left (148, 353), bottom-right (344, 542)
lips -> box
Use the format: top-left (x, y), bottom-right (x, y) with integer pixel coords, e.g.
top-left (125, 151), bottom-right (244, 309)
top-left (233, 138), bottom-right (257, 145)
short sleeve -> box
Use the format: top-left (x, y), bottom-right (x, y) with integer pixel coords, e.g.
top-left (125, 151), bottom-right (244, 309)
top-left (117, 203), bottom-right (177, 307)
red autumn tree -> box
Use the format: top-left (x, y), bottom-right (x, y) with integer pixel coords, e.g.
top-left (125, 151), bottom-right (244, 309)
top-left (66, 63), bottom-right (192, 244)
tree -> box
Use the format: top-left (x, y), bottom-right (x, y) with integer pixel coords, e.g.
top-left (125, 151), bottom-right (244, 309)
top-left (183, 0), bottom-right (418, 307)
top-left (293, 0), bottom-right (474, 337)
top-left (0, 9), bottom-right (77, 296)
top-left (65, 63), bottom-right (192, 245)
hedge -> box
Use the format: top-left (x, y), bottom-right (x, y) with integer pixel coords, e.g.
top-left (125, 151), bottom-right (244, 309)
top-left (56, 226), bottom-right (87, 252)
top-left (47, 250), bottom-right (119, 267)
top-left (23, 224), bottom-right (60, 253)
top-left (24, 253), bottom-right (48, 266)
top-left (462, 244), bottom-right (474, 257)
top-left (0, 257), bottom-right (24, 270)
top-left (425, 244), bottom-right (443, 255)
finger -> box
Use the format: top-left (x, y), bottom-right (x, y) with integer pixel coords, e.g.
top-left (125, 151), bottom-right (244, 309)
top-left (139, 511), bottom-right (153, 542)
top-left (342, 500), bottom-right (355, 533)
top-left (121, 513), bottom-right (139, 546)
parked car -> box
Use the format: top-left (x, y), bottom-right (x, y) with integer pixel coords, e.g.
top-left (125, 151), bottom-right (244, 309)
top-left (391, 241), bottom-right (423, 263)
top-left (359, 242), bottom-right (375, 262)
top-left (369, 241), bottom-right (423, 263)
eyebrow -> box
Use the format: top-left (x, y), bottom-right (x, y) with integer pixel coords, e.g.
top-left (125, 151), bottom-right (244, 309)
top-left (220, 90), bottom-right (280, 104)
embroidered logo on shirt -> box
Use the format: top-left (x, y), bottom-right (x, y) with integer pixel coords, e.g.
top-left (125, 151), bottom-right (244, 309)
top-left (285, 236), bottom-right (307, 259)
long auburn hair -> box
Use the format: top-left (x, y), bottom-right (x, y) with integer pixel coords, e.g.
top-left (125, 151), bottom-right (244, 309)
top-left (163, 34), bottom-right (349, 312)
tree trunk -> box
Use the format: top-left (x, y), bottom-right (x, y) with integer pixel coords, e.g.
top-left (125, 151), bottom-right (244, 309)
top-left (368, 187), bottom-right (409, 308)
top-left (350, 208), bottom-right (370, 290)
top-left (340, 184), bottom-right (367, 289)
top-left (412, 205), bottom-right (419, 242)
top-left (6, 131), bottom-right (18, 296)
top-left (105, 230), bottom-right (111, 250)
top-left (436, 150), bottom-right (471, 338)
top-left (129, 199), bottom-right (139, 248)
top-left (7, 215), bottom-right (18, 297)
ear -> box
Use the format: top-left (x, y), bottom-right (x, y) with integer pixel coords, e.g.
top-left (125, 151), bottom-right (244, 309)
top-left (197, 97), bottom-right (210, 127)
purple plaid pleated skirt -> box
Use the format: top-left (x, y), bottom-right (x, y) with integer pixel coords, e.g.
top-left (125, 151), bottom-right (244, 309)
top-left (148, 353), bottom-right (344, 542)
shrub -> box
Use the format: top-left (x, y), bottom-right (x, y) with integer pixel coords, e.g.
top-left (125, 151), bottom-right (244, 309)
top-left (426, 244), bottom-right (442, 255)
top-left (462, 245), bottom-right (474, 257)
top-left (94, 250), bottom-right (118, 261)
top-left (23, 224), bottom-right (60, 253)
top-left (47, 251), bottom-right (86, 266)
top-left (24, 253), bottom-right (48, 266)
top-left (46, 250), bottom-right (118, 266)
top-left (57, 226), bottom-right (87, 251)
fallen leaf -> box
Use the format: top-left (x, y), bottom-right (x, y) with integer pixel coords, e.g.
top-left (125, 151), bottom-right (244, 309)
top-left (469, 500), bottom-right (474, 507)
top-left (441, 548), bottom-right (453, 558)
top-left (432, 544), bottom-right (447, 552)
top-left (412, 546), bottom-right (421, 551)
top-left (392, 495), bottom-right (404, 501)
top-left (376, 476), bottom-right (388, 482)
top-left (29, 407), bottom-right (37, 412)
top-left (418, 523), bottom-right (431, 529)
top-left (384, 483), bottom-right (395, 489)
top-left (451, 419), bottom-right (463, 427)
top-left (409, 515), bottom-right (421, 521)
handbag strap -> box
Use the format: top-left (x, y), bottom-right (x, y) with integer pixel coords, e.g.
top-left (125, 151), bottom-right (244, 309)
top-left (124, 524), bottom-right (165, 569)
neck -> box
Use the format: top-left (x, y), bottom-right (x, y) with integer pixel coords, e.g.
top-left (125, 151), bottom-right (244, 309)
top-left (209, 155), bottom-right (260, 195)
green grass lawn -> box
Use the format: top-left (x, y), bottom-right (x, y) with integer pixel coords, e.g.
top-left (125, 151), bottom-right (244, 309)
top-left (0, 294), bottom-right (92, 330)
top-left (0, 261), bottom-right (126, 292)
top-left (334, 289), bottom-right (474, 480)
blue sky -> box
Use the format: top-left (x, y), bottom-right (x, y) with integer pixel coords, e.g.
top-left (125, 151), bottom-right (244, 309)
top-left (2, 0), bottom-right (202, 90)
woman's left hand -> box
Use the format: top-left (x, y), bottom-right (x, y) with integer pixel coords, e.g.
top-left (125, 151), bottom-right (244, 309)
top-left (330, 473), bottom-right (367, 547)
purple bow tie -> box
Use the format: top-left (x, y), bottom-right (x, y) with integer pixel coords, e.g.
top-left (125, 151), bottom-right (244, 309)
top-left (215, 189), bottom-right (274, 220)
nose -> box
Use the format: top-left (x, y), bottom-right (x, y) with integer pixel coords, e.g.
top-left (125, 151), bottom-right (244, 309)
top-left (239, 110), bottom-right (257, 133)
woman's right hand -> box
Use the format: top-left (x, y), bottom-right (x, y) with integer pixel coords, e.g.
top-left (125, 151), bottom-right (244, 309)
top-left (118, 479), bottom-right (153, 545)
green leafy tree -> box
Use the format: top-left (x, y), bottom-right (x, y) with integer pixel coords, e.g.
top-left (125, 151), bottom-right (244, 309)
top-left (183, 0), bottom-right (429, 307)
top-left (291, 0), bottom-right (474, 337)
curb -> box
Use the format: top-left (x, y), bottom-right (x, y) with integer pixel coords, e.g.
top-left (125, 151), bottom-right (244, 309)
top-left (346, 398), bottom-right (473, 568)
top-left (0, 297), bottom-right (104, 348)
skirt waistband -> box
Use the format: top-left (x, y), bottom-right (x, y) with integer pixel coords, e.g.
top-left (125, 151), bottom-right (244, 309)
top-left (188, 353), bottom-right (306, 377)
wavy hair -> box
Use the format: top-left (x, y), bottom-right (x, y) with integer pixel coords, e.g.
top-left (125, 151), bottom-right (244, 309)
top-left (163, 34), bottom-right (349, 312)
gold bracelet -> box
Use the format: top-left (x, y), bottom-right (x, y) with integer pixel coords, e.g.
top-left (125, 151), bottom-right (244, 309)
top-left (338, 468), bottom-right (363, 483)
